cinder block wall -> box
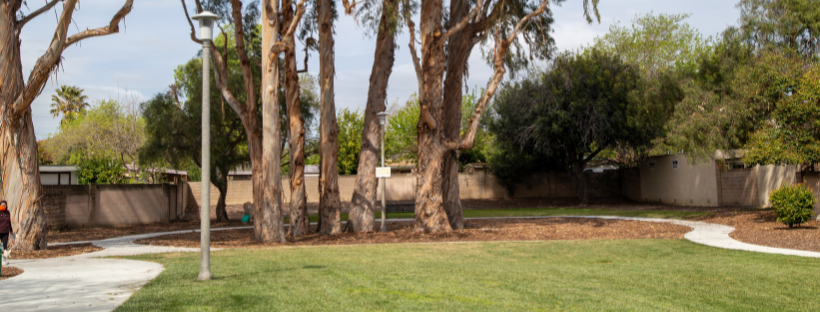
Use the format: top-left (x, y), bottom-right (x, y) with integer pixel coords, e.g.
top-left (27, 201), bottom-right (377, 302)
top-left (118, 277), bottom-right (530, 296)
top-left (40, 184), bottom-right (183, 228)
top-left (799, 173), bottom-right (820, 219)
top-left (188, 170), bottom-right (624, 208)
top-left (717, 167), bottom-right (758, 207)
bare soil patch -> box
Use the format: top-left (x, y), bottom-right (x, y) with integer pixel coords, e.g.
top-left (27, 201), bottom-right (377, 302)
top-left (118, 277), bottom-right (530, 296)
top-left (136, 218), bottom-right (690, 249)
top-left (0, 266), bottom-right (23, 280)
top-left (697, 210), bottom-right (820, 252)
top-left (12, 243), bottom-right (103, 260)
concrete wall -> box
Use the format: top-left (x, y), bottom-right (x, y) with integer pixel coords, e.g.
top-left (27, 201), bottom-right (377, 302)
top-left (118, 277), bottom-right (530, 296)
top-left (188, 171), bottom-right (622, 208)
top-left (756, 164), bottom-right (799, 207)
top-left (639, 155), bottom-right (720, 207)
top-left (801, 173), bottom-right (820, 219)
top-left (41, 184), bottom-right (185, 228)
top-left (621, 168), bottom-right (641, 202)
top-left (716, 167), bottom-right (758, 207)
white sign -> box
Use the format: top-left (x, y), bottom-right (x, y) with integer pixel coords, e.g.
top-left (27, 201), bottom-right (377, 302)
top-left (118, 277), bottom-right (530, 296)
top-left (375, 167), bottom-right (391, 178)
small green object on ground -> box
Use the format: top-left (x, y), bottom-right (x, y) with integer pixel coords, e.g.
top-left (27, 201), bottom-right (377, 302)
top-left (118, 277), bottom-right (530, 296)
top-left (119, 240), bottom-right (820, 311)
top-left (770, 184), bottom-right (816, 228)
top-left (240, 214), bottom-right (250, 224)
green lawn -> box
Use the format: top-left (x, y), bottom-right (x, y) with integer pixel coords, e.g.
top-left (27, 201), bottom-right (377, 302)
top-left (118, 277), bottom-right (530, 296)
top-left (290, 208), bottom-right (708, 223)
top-left (118, 240), bottom-right (820, 311)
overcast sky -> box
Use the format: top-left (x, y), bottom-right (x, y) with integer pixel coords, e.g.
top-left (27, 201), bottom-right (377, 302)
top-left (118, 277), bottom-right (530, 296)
top-left (20, 0), bottom-right (740, 138)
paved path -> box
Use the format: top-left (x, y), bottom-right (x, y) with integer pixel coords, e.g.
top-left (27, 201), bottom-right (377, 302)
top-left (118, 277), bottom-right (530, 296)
top-left (1, 217), bottom-right (819, 311)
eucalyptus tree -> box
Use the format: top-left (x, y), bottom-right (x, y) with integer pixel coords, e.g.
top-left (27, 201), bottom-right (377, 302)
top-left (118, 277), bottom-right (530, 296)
top-left (1, 0), bottom-right (133, 251)
top-left (406, 0), bottom-right (599, 232)
top-left (341, 0), bottom-right (413, 232)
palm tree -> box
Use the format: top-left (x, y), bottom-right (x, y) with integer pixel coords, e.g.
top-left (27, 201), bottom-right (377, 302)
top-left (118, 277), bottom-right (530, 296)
top-left (50, 85), bottom-right (89, 123)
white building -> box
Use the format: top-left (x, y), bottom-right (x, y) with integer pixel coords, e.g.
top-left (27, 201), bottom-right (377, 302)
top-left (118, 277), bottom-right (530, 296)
top-left (40, 165), bottom-right (79, 185)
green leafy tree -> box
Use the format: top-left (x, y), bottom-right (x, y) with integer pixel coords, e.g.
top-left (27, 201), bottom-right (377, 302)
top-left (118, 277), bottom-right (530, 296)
top-left (738, 0), bottom-right (820, 59)
top-left (50, 85), bottom-right (90, 123)
top-left (745, 64), bottom-right (820, 165)
top-left (491, 50), bottom-right (680, 204)
top-left (336, 109), bottom-right (364, 175)
top-left (43, 99), bottom-right (146, 167)
top-left (140, 53), bottom-right (250, 221)
top-left (74, 155), bottom-right (129, 185)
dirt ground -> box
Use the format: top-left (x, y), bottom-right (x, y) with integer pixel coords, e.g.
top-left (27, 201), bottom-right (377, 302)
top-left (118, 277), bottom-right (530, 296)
top-left (12, 243), bottom-right (103, 260)
top-left (697, 210), bottom-right (820, 252)
top-left (0, 266), bottom-right (23, 280)
top-left (49, 220), bottom-right (247, 243)
top-left (136, 218), bottom-right (691, 249)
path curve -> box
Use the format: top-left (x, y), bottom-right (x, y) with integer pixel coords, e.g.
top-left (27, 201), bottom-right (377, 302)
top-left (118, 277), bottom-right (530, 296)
top-left (1, 217), bottom-right (819, 311)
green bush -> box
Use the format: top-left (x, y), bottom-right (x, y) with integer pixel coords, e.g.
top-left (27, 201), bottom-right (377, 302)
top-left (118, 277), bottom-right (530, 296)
top-left (769, 184), bottom-right (816, 228)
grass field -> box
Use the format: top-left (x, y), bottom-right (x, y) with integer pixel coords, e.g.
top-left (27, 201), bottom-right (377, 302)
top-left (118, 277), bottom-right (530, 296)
top-left (118, 239), bottom-right (820, 311)
top-left (290, 208), bottom-right (709, 223)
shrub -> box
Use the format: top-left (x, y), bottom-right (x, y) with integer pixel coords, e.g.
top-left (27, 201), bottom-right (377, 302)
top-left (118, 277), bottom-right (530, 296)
top-left (769, 184), bottom-right (816, 228)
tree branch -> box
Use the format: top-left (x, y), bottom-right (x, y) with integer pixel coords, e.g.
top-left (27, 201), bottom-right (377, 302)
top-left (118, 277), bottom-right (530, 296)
top-left (440, 3), bottom-right (481, 42)
top-left (181, 0), bottom-right (203, 44)
top-left (447, 0), bottom-right (549, 151)
top-left (406, 18), bottom-right (423, 97)
top-left (341, 0), bottom-right (358, 15)
top-left (11, 0), bottom-right (78, 116)
top-left (64, 0), bottom-right (134, 46)
top-left (228, 0), bottom-right (258, 115)
top-left (16, 0), bottom-right (63, 32)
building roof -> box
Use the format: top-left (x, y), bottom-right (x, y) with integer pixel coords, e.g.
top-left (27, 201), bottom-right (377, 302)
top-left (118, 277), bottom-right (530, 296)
top-left (39, 165), bottom-right (79, 172)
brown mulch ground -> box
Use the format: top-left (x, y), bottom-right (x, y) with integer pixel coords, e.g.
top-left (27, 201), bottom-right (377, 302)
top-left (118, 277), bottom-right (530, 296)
top-left (49, 220), bottom-right (247, 243)
top-left (11, 243), bottom-right (103, 260)
top-left (0, 266), bottom-right (23, 280)
top-left (697, 210), bottom-right (820, 252)
top-left (135, 218), bottom-right (691, 249)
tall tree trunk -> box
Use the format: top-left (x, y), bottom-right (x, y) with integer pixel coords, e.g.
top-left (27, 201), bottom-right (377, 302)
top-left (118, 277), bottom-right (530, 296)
top-left (282, 0), bottom-right (309, 237)
top-left (345, 0), bottom-right (398, 233)
top-left (317, 0), bottom-right (342, 235)
top-left (259, 0), bottom-right (286, 242)
top-left (414, 0), bottom-right (452, 233)
top-left (214, 167), bottom-right (230, 222)
top-left (440, 0), bottom-right (474, 231)
top-left (0, 4), bottom-right (47, 251)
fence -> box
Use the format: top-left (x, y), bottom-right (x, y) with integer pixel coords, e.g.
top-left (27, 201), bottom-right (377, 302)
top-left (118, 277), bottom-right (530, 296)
top-left (187, 170), bottom-right (624, 208)
top-left (41, 183), bottom-right (192, 229)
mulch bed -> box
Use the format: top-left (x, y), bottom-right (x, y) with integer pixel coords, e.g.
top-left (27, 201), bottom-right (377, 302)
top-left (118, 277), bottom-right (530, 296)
top-left (697, 210), bottom-right (820, 252)
top-left (135, 218), bottom-right (691, 249)
top-left (12, 243), bottom-right (103, 260)
top-left (49, 220), bottom-right (247, 243)
top-left (0, 266), bottom-right (23, 280)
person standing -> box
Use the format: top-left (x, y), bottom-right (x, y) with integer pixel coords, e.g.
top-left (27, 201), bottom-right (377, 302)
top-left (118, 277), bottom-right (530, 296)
top-left (0, 200), bottom-right (14, 266)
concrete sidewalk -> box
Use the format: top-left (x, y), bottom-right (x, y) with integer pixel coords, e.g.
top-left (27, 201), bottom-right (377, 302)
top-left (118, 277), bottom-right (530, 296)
top-left (1, 217), bottom-right (819, 312)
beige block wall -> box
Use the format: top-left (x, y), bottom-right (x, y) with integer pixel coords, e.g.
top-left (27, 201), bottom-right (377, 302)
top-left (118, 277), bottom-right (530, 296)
top-left (756, 164), bottom-right (798, 207)
top-left (96, 185), bottom-right (168, 226)
top-left (639, 155), bottom-right (719, 207)
top-left (801, 173), bottom-right (820, 219)
top-left (717, 167), bottom-right (758, 207)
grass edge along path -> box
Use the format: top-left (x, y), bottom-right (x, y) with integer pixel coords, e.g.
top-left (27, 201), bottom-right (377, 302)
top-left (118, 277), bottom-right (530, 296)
top-left (117, 239), bottom-right (820, 311)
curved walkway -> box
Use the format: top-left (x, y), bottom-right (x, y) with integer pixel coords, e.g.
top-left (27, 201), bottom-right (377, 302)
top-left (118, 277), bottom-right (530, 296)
top-left (1, 217), bottom-right (819, 312)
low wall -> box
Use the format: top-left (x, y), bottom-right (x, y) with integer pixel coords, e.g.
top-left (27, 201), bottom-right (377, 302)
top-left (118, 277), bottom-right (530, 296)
top-left (41, 183), bottom-right (186, 228)
top-left (717, 167), bottom-right (758, 207)
top-left (639, 155), bottom-right (720, 207)
top-left (187, 171), bottom-right (622, 208)
top-left (800, 173), bottom-right (820, 219)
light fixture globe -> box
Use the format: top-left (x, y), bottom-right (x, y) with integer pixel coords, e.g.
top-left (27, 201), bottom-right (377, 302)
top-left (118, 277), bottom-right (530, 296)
top-left (191, 11), bottom-right (221, 41)
top-left (377, 111), bottom-right (389, 126)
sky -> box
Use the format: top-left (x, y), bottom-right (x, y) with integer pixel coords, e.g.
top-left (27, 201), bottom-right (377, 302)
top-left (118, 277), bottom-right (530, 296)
top-left (20, 0), bottom-right (741, 138)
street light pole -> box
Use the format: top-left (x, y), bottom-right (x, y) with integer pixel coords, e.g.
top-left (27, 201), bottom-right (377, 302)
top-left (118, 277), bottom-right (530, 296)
top-left (192, 10), bottom-right (220, 282)
top-left (377, 111), bottom-right (389, 232)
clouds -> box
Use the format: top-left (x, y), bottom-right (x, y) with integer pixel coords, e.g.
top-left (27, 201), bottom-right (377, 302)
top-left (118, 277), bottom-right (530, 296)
top-left (21, 0), bottom-right (740, 138)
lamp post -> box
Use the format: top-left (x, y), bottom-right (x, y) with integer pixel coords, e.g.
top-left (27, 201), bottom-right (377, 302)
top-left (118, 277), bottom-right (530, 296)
top-left (377, 111), bottom-right (389, 232)
top-left (192, 10), bottom-right (220, 282)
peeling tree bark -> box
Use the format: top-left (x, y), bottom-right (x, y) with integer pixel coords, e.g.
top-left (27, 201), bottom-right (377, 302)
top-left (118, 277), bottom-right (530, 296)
top-left (282, 0), bottom-right (309, 237)
top-left (260, 0), bottom-right (287, 243)
top-left (413, 0), bottom-right (453, 233)
top-left (345, 0), bottom-right (398, 233)
top-left (317, 0), bottom-right (342, 235)
top-left (1, 0), bottom-right (133, 251)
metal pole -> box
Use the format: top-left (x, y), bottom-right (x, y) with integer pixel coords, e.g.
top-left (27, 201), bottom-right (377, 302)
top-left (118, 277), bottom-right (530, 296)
top-left (380, 120), bottom-right (387, 232)
top-left (198, 40), bottom-right (213, 281)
